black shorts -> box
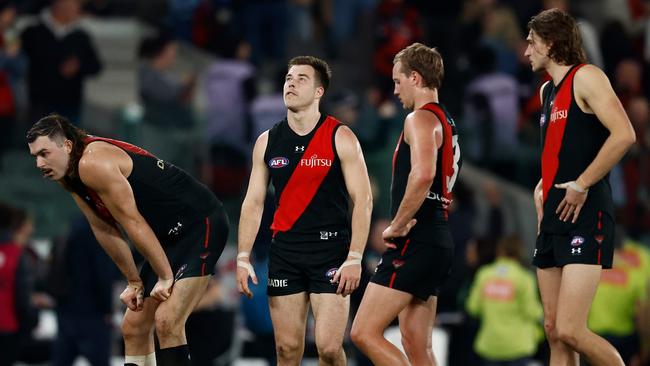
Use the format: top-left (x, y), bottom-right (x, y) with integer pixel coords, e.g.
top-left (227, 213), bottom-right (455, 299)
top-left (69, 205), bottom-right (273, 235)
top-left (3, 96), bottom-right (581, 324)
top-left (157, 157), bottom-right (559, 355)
top-left (267, 239), bottom-right (348, 296)
top-left (141, 209), bottom-right (229, 296)
top-left (533, 210), bottom-right (614, 269)
top-left (370, 227), bottom-right (454, 301)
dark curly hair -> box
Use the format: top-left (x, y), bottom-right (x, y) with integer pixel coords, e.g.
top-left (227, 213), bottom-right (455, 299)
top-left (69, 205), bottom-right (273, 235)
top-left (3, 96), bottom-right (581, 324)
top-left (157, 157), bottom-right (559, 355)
top-left (528, 8), bottom-right (586, 66)
top-left (26, 113), bottom-right (88, 182)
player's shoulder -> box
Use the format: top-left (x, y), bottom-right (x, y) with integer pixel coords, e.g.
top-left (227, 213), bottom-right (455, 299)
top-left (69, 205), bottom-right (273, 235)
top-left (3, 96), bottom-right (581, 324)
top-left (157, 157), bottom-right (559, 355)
top-left (574, 64), bottom-right (608, 86)
top-left (405, 108), bottom-right (441, 129)
top-left (334, 123), bottom-right (357, 140)
top-left (80, 142), bottom-right (125, 173)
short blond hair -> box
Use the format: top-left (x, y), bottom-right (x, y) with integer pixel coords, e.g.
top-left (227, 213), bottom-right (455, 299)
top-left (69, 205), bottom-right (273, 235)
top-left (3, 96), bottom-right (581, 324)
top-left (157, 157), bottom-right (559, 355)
top-left (393, 43), bottom-right (444, 89)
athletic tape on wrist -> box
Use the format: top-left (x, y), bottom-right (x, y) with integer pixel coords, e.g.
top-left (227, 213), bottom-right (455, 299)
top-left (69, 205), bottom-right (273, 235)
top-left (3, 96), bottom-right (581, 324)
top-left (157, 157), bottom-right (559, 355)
top-left (237, 251), bottom-right (250, 259)
top-left (569, 181), bottom-right (588, 193)
top-left (237, 260), bottom-right (257, 279)
top-left (347, 251), bottom-right (363, 259)
top-left (334, 257), bottom-right (362, 277)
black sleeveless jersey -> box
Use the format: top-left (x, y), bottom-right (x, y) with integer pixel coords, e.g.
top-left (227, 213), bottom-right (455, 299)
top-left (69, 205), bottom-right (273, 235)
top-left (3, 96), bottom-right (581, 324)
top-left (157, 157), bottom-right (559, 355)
top-left (539, 64), bottom-right (613, 233)
top-left (264, 114), bottom-right (350, 243)
top-left (391, 102), bottom-right (462, 238)
top-left (68, 137), bottom-right (219, 242)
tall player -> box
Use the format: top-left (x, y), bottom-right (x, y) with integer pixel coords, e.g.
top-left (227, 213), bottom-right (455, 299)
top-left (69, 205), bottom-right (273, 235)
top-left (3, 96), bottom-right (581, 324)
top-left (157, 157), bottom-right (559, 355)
top-left (351, 43), bottom-right (462, 366)
top-left (27, 114), bottom-right (229, 366)
top-left (526, 8), bottom-right (635, 366)
top-left (235, 56), bottom-right (372, 366)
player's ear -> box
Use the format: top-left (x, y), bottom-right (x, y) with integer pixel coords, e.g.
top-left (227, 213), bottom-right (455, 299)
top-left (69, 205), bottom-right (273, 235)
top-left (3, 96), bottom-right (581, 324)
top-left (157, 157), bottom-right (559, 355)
top-left (410, 70), bottom-right (421, 86)
top-left (315, 85), bottom-right (324, 98)
top-left (64, 139), bottom-right (73, 154)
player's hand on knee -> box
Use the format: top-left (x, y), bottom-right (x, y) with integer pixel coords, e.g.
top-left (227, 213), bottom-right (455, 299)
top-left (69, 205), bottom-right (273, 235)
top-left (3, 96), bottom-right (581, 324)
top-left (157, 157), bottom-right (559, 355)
top-left (554, 181), bottom-right (588, 223)
top-left (150, 278), bottom-right (173, 302)
top-left (236, 252), bottom-right (257, 299)
top-left (120, 280), bottom-right (144, 311)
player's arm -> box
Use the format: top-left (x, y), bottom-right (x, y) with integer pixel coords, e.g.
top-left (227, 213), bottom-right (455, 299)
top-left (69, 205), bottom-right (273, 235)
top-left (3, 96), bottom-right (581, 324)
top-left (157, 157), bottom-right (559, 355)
top-left (236, 132), bottom-right (270, 298)
top-left (383, 110), bottom-right (442, 243)
top-left (534, 82), bottom-right (550, 232)
top-left (555, 66), bottom-right (636, 222)
top-left (333, 125), bottom-right (373, 296)
top-left (574, 65), bottom-right (636, 188)
top-left (70, 192), bottom-right (144, 311)
top-left (78, 149), bottom-right (174, 301)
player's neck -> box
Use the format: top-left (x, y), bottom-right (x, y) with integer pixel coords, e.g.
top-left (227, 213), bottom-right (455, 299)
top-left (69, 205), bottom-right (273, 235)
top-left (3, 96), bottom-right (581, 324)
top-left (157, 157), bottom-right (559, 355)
top-left (547, 62), bottom-right (574, 86)
top-left (413, 88), bottom-right (438, 110)
top-left (287, 105), bottom-right (321, 135)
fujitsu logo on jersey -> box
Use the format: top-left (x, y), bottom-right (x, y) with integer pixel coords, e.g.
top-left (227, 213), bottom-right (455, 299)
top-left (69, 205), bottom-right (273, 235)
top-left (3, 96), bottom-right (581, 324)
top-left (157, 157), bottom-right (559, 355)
top-left (269, 157), bottom-right (289, 168)
top-left (300, 154), bottom-right (332, 167)
top-left (550, 108), bottom-right (568, 123)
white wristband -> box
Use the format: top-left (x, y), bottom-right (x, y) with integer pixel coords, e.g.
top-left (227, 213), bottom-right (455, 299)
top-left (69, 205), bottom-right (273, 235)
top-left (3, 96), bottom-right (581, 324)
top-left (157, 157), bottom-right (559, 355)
top-left (237, 251), bottom-right (257, 279)
top-left (334, 255), bottom-right (362, 278)
top-left (569, 181), bottom-right (588, 193)
top-left (237, 259), bottom-right (257, 280)
top-left (347, 251), bottom-right (363, 260)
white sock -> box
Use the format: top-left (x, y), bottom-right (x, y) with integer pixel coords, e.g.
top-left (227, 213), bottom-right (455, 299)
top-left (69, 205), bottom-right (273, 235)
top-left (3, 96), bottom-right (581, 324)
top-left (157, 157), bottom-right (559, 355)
top-left (125, 355), bottom-right (146, 366)
top-left (144, 352), bottom-right (156, 366)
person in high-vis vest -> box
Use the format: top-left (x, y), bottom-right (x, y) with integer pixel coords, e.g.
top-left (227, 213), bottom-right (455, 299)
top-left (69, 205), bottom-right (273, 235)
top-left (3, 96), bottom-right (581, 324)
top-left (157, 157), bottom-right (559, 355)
top-left (588, 227), bottom-right (649, 365)
top-left (467, 235), bottom-right (543, 366)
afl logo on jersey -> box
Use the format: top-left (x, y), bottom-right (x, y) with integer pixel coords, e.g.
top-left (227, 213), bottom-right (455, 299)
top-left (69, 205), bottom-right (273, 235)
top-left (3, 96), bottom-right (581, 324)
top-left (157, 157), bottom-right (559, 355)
top-left (269, 157), bottom-right (289, 168)
top-left (326, 267), bottom-right (338, 281)
top-left (570, 236), bottom-right (585, 247)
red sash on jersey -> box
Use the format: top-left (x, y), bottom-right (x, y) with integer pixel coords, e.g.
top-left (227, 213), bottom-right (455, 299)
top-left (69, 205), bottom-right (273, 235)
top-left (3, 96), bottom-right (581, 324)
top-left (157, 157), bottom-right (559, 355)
top-left (270, 117), bottom-right (340, 235)
top-left (422, 103), bottom-right (455, 202)
top-left (85, 136), bottom-right (155, 158)
top-left (541, 64), bottom-right (584, 202)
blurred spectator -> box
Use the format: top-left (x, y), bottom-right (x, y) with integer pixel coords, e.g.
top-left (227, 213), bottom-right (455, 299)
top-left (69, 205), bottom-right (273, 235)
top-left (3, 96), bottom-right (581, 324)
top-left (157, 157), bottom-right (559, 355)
top-left (615, 59), bottom-right (645, 109)
top-left (322, 0), bottom-right (378, 57)
top-left (166, 0), bottom-right (201, 42)
top-left (251, 77), bottom-right (286, 139)
top-left (600, 20), bottom-right (636, 77)
top-left (48, 216), bottom-right (119, 366)
top-left (440, 180), bottom-right (478, 314)
top-left (542, 0), bottom-right (604, 68)
top-left (21, 0), bottom-right (102, 125)
top-left (0, 0), bottom-right (25, 158)
top-left (466, 235), bottom-right (543, 366)
top-left (204, 38), bottom-right (255, 154)
top-left (204, 38), bottom-right (255, 198)
top-left (480, 4), bottom-right (522, 75)
top-left (287, 0), bottom-right (315, 43)
top-left (372, 0), bottom-right (422, 98)
top-left (620, 96), bottom-right (650, 237)
top-left (138, 32), bottom-right (196, 129)
top-left (0, 203), bottom-right (38, 366)
top-left (464, 46), bottom-right (520, 172)
top-left (447, 236), bottom-right (497, 366)
top-left (190, 0), bottom-right (240, 57)
top-left (588, 226), bottom-right (649, 365)
top-left (242, 0), bottom-right (288, 65)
